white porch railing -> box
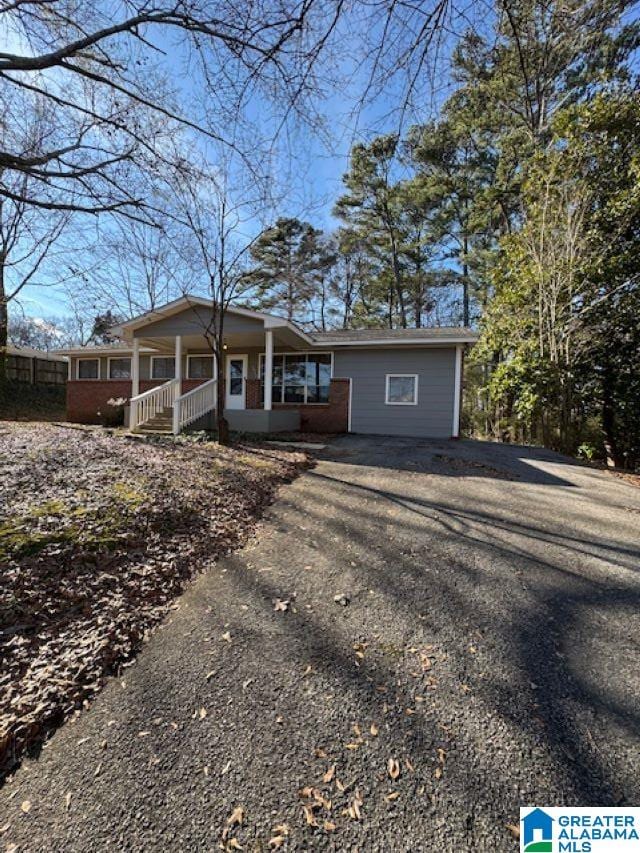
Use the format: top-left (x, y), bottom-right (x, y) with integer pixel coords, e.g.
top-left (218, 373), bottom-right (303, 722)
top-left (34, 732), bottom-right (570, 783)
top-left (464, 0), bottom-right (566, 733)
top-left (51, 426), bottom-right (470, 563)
top-left (172, 378), bottom-right (217, 434)
top-left (129, 379), bottom-right (180, 430)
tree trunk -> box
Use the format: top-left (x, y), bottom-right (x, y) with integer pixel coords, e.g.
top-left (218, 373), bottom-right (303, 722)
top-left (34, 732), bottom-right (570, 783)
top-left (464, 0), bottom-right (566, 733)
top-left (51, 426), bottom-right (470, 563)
top-left (602, 369), bottom-right (622, 468)
top-left (462, 234), bottom-right (470, 328)
top-left (0, 263), bottom-right (7, 384)
top-left (214, 325), bottom-right (230, 446)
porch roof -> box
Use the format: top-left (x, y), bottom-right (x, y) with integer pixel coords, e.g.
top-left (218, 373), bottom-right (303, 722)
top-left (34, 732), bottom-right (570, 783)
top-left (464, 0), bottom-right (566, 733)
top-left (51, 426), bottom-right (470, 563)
top-left (110, 296), bottom-right (315, 351)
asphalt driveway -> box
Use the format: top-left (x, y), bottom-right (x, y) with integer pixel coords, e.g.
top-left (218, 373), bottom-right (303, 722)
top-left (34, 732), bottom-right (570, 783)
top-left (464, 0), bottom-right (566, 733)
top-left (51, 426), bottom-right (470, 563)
top-left (2, 436), bottom-right (640, 851)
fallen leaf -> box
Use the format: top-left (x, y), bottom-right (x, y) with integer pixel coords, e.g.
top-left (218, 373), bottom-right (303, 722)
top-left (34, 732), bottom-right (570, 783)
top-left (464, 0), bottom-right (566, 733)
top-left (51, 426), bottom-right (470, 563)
top-left (138, 731), bottom-right (150, 737)
top-left (227, 807), bottom-right (244, 827)
top-left (322, 765), bottom-right (336, 784)
top-left (314, 747), bottom-right (327, 759)
top-left (227, 840), bottom-right (243, 850)
top-left (205, 671), bottom-right (216, 681)
top-left (323, 820), bottom-right (336, 831)
top-left (302, 665), bottom-right (312, 677)
top-left (302, 804), bottom-right (318, 827)
top-left (335, 779), bottom-right (346, 793)
top-left (273, 598), bottom-right (290, 613)
top-left (273, 824), bottom-right (289, 836)
top-left (269, 837), bottom-right (285, 849)
top-left (64, 792), bottom-right (72, 811)
top-left (352, 724), bottom-right (362, 737)
top-left (221, 761), bottom-right (231, 775)
top-left (0, 823), bottom-right (9, 834)
top-left (506, 823), bottom-right (520, 839)
top-left (437, 748), bottom-right (446, 765)
top-left (345, 743), bottom-right (360, 751)
top-left (434, 766), bottom-right (443, 780)
top-left (405, 758), bottom-right (415, 772)
top-left (370, 723), bottom-right (379, 736)
top-left (221, 631), bottom-right (232, 643)
top-left (20, 802), bottom-right (31, 814)
top-left (387, 758), bottom-right (400, 780)
top-left (385, 792), bottom-right (400, 802)
top-left (199, 707), bottom-right (207, 720)
top-left (346, 791), bottom-right (363, 820)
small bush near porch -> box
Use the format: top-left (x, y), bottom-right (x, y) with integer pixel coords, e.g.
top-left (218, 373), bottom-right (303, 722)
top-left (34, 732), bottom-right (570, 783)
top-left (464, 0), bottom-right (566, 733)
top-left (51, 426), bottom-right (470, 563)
top-left (0, 423), bottom-right (309, 778)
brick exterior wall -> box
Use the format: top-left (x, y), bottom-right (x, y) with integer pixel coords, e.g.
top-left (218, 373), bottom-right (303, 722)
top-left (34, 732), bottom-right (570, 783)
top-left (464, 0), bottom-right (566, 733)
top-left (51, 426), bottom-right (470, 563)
top-left (67, 377), bottom-right (349, 432)
top-left (246, 378), bottom-right (262, 410)
top-left (66, 379), bottom-right (207, 424)
top-left (271, 378), bottom-right (349, 433)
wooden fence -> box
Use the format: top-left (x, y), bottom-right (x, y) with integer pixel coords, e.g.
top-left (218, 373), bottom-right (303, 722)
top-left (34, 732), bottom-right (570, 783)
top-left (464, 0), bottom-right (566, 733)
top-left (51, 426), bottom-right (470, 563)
top-left (6, 352), bottom-right (67, 385)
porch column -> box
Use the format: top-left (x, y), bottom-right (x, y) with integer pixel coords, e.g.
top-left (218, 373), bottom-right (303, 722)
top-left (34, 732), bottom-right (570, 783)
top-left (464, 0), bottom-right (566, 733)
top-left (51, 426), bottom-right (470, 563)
top-left (175, 335), bottom-right (183, 389)
top-left (264, 329), bottom-right (273, 411)
top-left (131, 338), bottom-right (140, 397)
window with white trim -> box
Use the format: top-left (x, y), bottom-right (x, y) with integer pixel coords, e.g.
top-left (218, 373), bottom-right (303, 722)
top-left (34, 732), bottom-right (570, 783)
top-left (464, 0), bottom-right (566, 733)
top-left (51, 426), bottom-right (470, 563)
top-left (259, 352), bottom-right (331, 404)
top-left (77, 358), bottom-right (99, 380)
top-left (151, 356), bottom-right (175, 379)
top-left (385, 374), bottom-right (418, 405)
top-left (108, 357), bottom-right (131, 379)
top-left (187, 355), bottom-right (214, 379)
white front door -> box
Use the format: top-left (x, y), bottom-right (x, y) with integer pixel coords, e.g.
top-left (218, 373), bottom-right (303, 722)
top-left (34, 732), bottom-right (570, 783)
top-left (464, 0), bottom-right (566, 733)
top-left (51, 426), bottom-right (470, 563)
top-left (225, 354), bottom-right (248, 409)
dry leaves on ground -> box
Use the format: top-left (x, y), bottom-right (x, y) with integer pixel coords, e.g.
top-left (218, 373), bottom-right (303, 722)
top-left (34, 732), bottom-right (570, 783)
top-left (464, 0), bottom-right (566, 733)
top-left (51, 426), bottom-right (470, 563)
top-left (0, 424), bottom-right (310, 778)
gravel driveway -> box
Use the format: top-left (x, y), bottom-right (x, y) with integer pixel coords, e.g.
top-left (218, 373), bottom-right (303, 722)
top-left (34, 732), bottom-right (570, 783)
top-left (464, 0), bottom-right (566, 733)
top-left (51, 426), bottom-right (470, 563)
top-left (2, 436), bottom-right (640, 851)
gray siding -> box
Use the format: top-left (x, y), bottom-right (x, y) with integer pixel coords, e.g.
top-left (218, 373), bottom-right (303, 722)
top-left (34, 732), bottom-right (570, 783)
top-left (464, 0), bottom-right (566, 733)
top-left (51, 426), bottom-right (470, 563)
top-left (132, 306), bottom-right (263, 338)
top-left (334, 347), bottom-right (456, 438)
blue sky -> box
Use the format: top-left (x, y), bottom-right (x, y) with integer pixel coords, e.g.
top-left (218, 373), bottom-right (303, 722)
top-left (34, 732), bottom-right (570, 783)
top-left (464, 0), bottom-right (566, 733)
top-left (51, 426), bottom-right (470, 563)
top-left (8, 4), bottom-right (482, 322)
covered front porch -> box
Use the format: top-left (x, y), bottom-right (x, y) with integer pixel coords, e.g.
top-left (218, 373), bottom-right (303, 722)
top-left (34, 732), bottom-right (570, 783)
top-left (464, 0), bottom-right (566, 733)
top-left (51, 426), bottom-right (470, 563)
top-left (119, 299), bottom-right (328, 434)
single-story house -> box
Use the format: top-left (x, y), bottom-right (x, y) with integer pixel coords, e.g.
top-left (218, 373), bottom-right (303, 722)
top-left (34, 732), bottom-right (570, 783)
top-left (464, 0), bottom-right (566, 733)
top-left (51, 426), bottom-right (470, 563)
top-left (56, 296), bottom-right (477, 437)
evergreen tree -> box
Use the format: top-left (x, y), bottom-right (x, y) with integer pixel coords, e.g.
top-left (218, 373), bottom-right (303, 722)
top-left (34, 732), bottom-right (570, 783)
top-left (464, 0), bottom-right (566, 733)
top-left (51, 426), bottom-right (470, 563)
top-left (246, 218), bottom-right (327, 326)
top-left (334, 136), bottom-right (410, 327)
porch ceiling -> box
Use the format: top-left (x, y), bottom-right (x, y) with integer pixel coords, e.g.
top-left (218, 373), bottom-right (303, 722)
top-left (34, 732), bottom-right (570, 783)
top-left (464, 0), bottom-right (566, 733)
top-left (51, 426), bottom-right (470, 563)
top-left (134, 326), bottom-right (309, 353)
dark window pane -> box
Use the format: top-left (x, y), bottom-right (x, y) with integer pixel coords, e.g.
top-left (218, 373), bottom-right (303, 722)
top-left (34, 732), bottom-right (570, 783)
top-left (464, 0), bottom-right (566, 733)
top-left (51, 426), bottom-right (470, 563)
top-left (284, 354), bottom-right (305, 384)
top-left (78, 359), bottom-right (98, 379)
top-left (273, 357), bottom-right (283, 386)
top-left (306, 353), bottom-right (331, 390)
top-left (109, 358), bottom-right (131, 379)
top-left (284, 385), bottom-right (305, 403)
top-left (152, 357), bottom-right (175, 379)
top-left (189, 356), bottom-right (214, 379)
top-left (260, 354), bottom-right (284, 380)
top-left (283, 354), bottom-right (305, 403)
top-left (228, 358), bottom-right (244, 395)
top-left (307, 385), bottom-right (330, 403)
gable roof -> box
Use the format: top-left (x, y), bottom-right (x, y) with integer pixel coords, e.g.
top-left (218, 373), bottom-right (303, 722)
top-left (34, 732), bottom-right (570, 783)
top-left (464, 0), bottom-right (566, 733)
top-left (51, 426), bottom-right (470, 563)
top-left (112, 296), bottom-right (277, 333)
top-left (111, 295), bottom-right (315, 346)
top-left (311, 327), bottom-right (477, 345)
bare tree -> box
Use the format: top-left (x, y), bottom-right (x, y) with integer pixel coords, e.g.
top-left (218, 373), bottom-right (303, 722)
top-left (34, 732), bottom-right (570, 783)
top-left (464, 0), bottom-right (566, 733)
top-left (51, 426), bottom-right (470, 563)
top-left (0, 1), bottom-right (471, 214)
top-left (83, 214), bottom-right (191, 319)
top-left (173, 159), bottom-right (268, 445)
top-left (0, 0), bottom-right (348, 215)
top-left (0, 118), bottom-right (69, 375)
